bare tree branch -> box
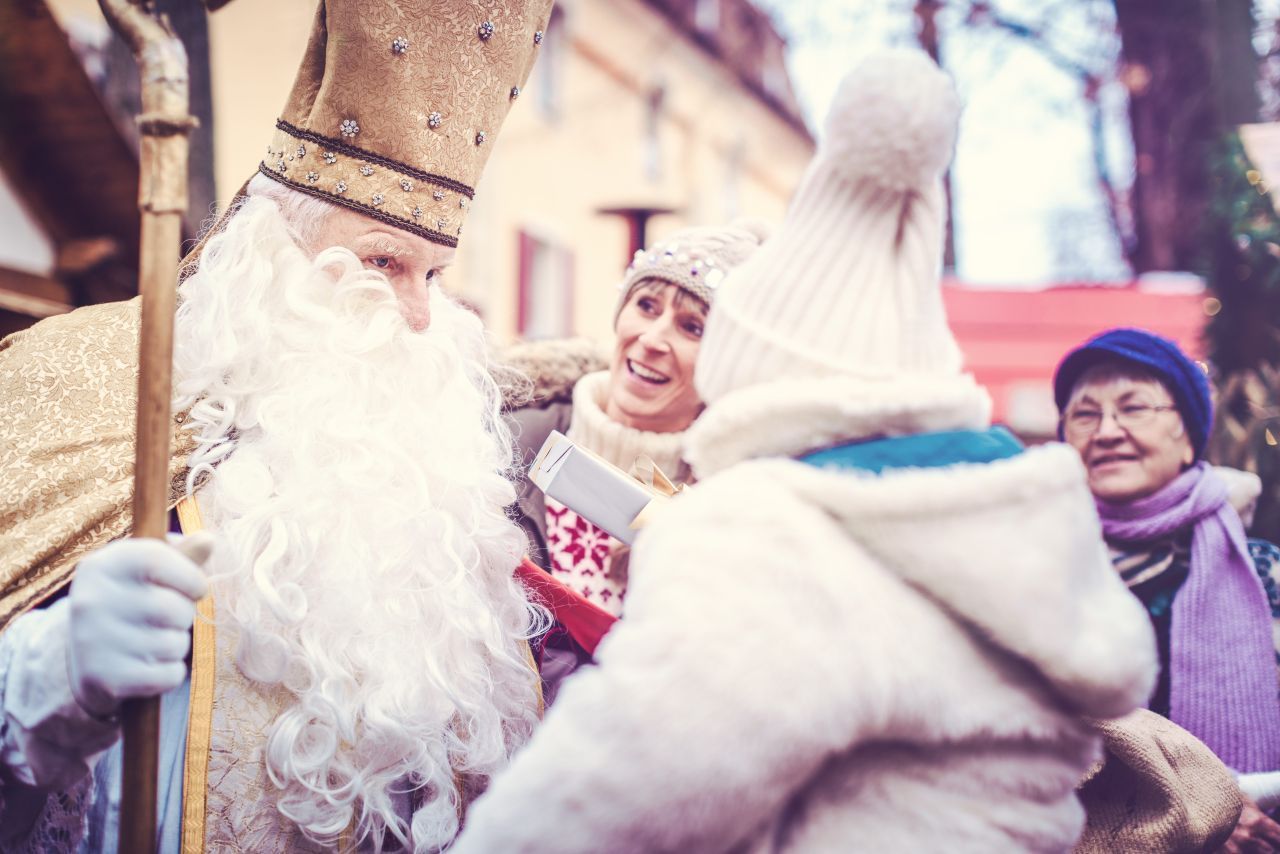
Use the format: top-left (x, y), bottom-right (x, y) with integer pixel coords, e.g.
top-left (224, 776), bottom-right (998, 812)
top-left (957, 0), bottom-right (1134, 269)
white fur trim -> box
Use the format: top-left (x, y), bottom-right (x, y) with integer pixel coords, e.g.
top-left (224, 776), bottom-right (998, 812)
top-left (1213, 465), bottom-right (1263, 528)
top-left (685, 372), bottom-right (992, 478)
top-left (497, 337), bottom-right (607, 408)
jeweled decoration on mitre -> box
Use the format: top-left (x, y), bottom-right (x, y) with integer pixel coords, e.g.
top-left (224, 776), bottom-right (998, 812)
top-left (259, 0), bottom-right (554, 247)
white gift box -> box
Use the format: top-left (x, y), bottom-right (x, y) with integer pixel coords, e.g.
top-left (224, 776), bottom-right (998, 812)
top-left (528, 430), bottom-right (654, 545)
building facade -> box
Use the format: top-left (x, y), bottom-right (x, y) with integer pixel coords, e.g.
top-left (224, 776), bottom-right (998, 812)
top-left (1, 0), bottom-right (1214, 438)
top-left (202, 0), bottom-right (815, 341)
top-left (6, 0), bottom-right (813, 343)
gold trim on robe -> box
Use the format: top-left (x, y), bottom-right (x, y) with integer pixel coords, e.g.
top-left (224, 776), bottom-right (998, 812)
top-left (177, 496), bottom-right (216, 854)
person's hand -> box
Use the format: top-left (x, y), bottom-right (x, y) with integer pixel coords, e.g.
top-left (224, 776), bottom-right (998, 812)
top-left (65, 534), bottom-right (213, 719)
top-left (1218, 793), bottom-right (1280, 853)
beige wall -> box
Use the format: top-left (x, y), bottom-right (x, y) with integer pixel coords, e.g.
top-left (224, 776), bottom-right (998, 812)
top-left (52, 0), bottom-right (814, 345)
top-left (453, 0), bottom-right (813, 343)
top-left (207, 0), bottom-right (317, 201)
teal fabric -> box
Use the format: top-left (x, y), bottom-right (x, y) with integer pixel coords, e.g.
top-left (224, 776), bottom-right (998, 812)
top-left (799, 426), bottom-right (1024, 474)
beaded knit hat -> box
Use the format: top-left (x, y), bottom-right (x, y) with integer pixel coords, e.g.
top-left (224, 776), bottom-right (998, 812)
top-left (614, 220), bottom-right (769, 323)
top-left (258, 0), bottom-right (553, 248)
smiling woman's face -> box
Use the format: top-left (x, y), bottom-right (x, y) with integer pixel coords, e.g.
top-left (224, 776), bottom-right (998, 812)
top-left (604, 281), bottom-right (707, 433)
top-left (310, 206), bottom-right (455, 333)
top-left (1063, 362), bottom-right (1194, 503)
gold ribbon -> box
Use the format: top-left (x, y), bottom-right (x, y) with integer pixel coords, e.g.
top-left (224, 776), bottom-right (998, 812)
top-left (173, 497), bottom-right (538, 851)
top-left (607, 456), bottom-right (685, 585)
top-left (175, 497), bottom-right (214, 854)
top-left (625, 455), bottom-right (683, 532)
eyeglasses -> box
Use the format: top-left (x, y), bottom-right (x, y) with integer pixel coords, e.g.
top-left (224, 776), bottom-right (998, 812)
top-left (1062, 403), bottom-right (1179, 440)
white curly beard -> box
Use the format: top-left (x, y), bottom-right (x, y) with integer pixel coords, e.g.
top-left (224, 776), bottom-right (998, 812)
top-left (170, 193), bottom-right (544, 852)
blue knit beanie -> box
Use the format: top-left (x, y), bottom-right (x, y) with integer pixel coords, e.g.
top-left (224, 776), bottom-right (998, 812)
top-left (1053, 327), bottom-right (1213, 459)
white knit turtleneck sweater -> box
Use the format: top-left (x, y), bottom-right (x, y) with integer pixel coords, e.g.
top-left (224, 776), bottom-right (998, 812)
top-left (545, 371), bottom-right (690, 616)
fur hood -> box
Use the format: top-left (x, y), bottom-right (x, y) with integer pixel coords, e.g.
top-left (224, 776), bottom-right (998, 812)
top-left (1214, 465), bottom-right (1263, 528)
top-left (685, 372), bottom-right (992, 479)
top-left (685, 373), bottom-right (1156, 719)
top-left (496, 337), bottom-right (607, 412)
top-left (753, 446), bottom-right (1156, 719)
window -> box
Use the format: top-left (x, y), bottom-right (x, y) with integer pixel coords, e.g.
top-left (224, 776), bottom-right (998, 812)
top-left (722, 136), bottom-right (746, 221)
top-left (1005, 382), bottom-right (1059, 438)
top-left (0, 167), bottom-right (54, 277)
top-left (643, 83), bottom-right (666, 183)
top-left (535, 7), bottom-right (566, 120)
top-left (517, 230), bottom-right (575, 339)
top-left (761, 41), bottom-right (790, 103)
top-left (695, 0), bottom-right (720, 35)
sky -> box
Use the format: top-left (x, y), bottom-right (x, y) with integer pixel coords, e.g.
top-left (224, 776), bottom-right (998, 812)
top-left (756, 0), bottom-right (1278, 288)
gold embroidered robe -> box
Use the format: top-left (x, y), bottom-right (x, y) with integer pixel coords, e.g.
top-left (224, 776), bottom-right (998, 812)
top-left (0, 298), bottom-right (192, 631)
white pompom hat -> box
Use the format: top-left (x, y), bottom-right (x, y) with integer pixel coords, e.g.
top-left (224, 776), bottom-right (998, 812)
top-left (694, 48), bottom-right (965, 405)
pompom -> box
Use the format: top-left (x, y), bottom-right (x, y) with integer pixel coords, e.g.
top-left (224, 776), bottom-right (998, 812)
top-left (821, 48), bottom-right (960, 192)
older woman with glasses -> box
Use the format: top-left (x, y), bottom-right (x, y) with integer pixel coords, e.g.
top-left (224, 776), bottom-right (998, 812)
top-left (1055, 327), bottom-right (1280, 850)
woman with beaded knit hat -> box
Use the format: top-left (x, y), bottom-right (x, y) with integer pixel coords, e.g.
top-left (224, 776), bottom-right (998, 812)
top-left (0, 1), bottom-right (553, 850)
top-left (513, 223), bottom-right (766, 608)
top-left (510, 222), bottom-right (765, 700)
top-left (455, 49), bottom-right (1162, 853)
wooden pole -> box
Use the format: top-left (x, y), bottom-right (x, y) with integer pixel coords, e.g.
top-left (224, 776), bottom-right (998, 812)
top-left (96, 1), bottom-right (195, 851)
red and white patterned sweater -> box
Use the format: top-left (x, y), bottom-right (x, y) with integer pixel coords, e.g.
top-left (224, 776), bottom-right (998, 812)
top-left (542, 371), bottom-right (688, 617)
top-left (545, 497), bottom-right (626, 615)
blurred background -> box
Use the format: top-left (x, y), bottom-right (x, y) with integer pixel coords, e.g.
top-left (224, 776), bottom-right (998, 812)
top-left (1, 0), bottom-right (1278, 534)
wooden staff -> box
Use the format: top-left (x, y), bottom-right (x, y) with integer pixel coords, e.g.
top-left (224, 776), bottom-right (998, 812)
top-left (96, 1), bottom-right (195, 850)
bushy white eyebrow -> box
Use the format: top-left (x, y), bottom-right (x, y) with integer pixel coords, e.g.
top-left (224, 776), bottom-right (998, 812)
top-left (354, 233), bottom-right (411, 258)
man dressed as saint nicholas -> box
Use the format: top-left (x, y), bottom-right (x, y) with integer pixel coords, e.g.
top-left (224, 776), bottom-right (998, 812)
top-left (0, 0), bottom-right (556, 850)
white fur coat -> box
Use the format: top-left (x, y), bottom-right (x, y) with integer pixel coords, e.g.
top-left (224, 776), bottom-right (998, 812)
top-left (455, 375), bottom-right (1158, 853)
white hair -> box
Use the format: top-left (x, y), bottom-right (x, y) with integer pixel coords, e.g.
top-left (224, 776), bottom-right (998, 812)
top-left (172, 190), bottom-right (545, 852)
top-left (245, 172), bottom-right (335, 246)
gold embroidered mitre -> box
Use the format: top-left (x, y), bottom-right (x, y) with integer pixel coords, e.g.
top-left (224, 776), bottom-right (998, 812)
top-left (260, 0), bottom-right (553, 247)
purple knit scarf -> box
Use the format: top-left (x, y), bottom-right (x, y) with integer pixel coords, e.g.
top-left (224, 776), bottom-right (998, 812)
top-left (1097, 462), bottom-right (1280, 772)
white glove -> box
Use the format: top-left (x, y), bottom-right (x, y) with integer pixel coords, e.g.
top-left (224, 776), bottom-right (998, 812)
top-left (1240, 770), bottom-right (1280, 811)
top-left (65, 534), bottom-right (213, 719)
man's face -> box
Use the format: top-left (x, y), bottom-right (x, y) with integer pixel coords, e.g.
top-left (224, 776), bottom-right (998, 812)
top-left (311, 206), bottom-right (456, 333)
